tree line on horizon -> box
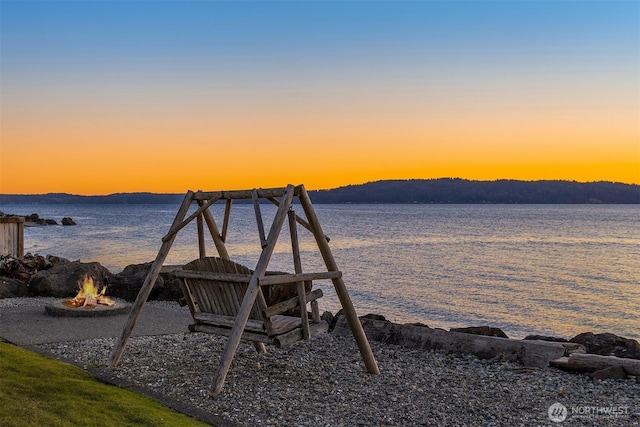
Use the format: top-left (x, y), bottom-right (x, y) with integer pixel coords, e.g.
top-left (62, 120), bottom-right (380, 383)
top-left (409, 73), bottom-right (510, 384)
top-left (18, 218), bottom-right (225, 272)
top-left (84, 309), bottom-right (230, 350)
top-left (0, 179), bottom-right (638, 204)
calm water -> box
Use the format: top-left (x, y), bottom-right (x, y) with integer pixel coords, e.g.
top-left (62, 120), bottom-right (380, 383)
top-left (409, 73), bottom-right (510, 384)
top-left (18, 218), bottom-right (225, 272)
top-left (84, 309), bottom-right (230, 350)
top-left (2, 203), bottom-right (638, 340)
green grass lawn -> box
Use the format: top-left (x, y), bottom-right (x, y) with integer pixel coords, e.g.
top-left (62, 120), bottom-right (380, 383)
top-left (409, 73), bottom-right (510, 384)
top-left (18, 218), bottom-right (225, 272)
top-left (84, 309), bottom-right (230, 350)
top-left (0, 341), bottom-right (210, 427)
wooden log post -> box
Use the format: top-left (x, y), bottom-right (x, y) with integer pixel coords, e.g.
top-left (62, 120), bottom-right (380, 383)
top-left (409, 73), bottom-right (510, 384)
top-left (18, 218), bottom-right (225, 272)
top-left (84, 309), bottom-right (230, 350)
top-left (288, 209), bottom-right (310, 339)
top-left (198, 200), bottom-right (230, 260)
top-left (194, 188), bottom-right (287, 201)
top-left (210, 185), bottom-right (296, 397)
top-left (268, 196), bottom-right (330, 242)
top-left (108, 191), bottom-right (195, 367)
top-left (275, 321), bottom-right (329, 348)
top-left (162, 195), bottom-right (220, 243)
top-left (221, 199), bottom-right (232, 242)
top-left (197, 213), bottom-right (206, 258)
top-left (310, 298), bottom-right (320, 323)
top-left (262, 289), bottom-right (323, 318)
top-left (297, 185), bottom-right (380, 375)
top-left (252, 189), bottom-right (267, 248)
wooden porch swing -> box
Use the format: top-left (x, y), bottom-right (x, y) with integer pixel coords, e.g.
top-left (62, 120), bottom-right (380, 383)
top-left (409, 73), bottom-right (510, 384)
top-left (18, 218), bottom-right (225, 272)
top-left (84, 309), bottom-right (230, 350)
top-left (107, 184), bottom-right (379, 397)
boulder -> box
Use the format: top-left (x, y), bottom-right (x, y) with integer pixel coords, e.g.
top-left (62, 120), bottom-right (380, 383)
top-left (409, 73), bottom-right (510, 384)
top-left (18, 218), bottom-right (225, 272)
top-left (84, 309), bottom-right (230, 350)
top-left (27, 261), bottom-right (113, 298)
top-left (570, 332), bottom-right (640, 360)
top-left (26, 213), bottom-right (40, 222)
top-left (25, 213), bottom-right (53, 226)
top-left (589, 366), bottom-right (629, 380)
top-left (109, 262), bottom-right (160, 301)
top-left (109, 262), bottom-right (183, 302)
top-left (0, 253), bottom-right (52, 283)
top-left (157, 273), bottom-right (184, 301)
top-left (450, 326), bottom-right (509, 339)
top-left (0, 277), bottom-right (29, 298)
top-left (22, 213), bottom-right (66, 226)
top-left (524, 335), bottom-right (568, 343)
top-left (321, 311), bottom-right (336, 331)
top-left (20, 253), bottom-right (52, 272)
top-left (362, 313), bottom-right (387, 321)
top-left (61, 217), bottom-right (76, 226)
top-left (262, 270), bottom-right (311, 306)
top-left (46, 255), bottom-right (70, 265)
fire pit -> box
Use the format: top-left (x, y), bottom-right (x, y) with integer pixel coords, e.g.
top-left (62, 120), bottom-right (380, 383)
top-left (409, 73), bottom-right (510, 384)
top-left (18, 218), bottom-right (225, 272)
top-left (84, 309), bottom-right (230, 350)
top-left (44, 274), bottom-right (131, 317)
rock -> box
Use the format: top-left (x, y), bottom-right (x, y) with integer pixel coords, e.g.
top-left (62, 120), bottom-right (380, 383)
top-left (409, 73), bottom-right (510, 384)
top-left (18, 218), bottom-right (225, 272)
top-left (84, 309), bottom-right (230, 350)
top-left (570, 332), bottom-right (640, 360)
top-left (450, 326), bottom-right (509, 339)
top-left (0, 277), bottom-right (29, 298)
top-left (46, 255), bottom-right (70, 265)
top-left (156, 273), bottom-right (184, 301)
top-left (109, 262), bottom-right (161, 301)
top-left (27, 261), bottom-right (113, 298)
top-left (262, 270), bottom-right (311, 307)
top-left (321, 311), bottom-right (336, 331)
top-left (410, 322), bottom-right (430, 327)
top-left (21, 253), bottom-right (52, 271)
top-left (0, 253), bottom-right (51, 283)
top-left (362, 313), bottom-right (387, 321)
top-left (25, 213), bottom-right (52, 226)
top-left (20, 212), bottom-right (70, 226)
top-left (329, 309), bottom-right (344, 331)
top-left (613, 343), bottom-right (640, 360)
top-left (589, 366), bottom-right (629, 380)
top-left (109, 262), bottom-right (183, 302)
top-left (524, 335), bottom-right (568, 342)
top-left (61, 217), bottom-right (76, 226)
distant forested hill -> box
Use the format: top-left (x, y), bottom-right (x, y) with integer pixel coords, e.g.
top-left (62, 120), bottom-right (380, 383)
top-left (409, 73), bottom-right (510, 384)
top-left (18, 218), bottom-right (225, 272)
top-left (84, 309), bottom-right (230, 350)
top-left (0, 192), bottom-right (184, 205)
top-left (0, 180), bottom-right (638, 204)
top-left (307, 179), bottom-right (640, 204)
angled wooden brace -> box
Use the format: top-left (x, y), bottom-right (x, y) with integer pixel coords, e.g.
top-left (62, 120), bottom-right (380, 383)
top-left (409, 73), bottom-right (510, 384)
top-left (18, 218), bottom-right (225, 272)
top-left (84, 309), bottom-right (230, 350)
top-left (108, 191), bottom-right (195, 367)
top-left (210, 184), bottom-right (296, 397)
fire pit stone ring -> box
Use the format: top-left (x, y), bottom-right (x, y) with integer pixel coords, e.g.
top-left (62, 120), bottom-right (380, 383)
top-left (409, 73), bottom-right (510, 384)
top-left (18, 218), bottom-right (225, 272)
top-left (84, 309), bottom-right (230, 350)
top-left (45, 298), bottom-right (132, 317)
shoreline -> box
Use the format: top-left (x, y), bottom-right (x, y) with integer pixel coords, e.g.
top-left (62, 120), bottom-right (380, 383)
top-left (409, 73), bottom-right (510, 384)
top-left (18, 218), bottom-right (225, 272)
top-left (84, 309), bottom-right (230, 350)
top-left (3, 203), bottom-right (638, 343)
top-left (1, 297), bottom-right (639, 426)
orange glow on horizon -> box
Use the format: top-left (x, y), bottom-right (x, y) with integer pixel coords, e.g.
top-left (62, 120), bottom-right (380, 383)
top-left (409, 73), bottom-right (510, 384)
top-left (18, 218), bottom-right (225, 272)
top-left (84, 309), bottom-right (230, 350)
top-left (1, 93), bottom-right (638, 195)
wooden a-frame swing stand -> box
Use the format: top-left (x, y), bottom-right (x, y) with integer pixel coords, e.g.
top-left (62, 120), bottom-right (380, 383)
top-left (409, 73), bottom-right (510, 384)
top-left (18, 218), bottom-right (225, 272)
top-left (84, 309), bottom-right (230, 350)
top-left (108, 184), bottom-right (379, 397)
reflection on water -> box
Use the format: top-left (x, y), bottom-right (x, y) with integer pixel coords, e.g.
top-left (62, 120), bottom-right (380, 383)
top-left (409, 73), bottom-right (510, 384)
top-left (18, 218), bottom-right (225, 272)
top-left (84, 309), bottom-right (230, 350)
top-left (2, 203), bottom-right (638, 340)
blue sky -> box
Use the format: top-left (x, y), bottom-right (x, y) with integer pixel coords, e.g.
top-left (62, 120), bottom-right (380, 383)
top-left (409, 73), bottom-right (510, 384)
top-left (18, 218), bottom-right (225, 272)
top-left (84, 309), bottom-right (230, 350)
top-left (1, 1), bottom-right (638, 193)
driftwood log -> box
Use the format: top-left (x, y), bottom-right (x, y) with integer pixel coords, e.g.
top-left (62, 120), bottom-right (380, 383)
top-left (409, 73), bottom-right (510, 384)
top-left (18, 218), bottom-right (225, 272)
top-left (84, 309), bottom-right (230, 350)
top-left (333, 315), bottom-right (583, 368)
top-left (550, 353), bottom-right (640, 376)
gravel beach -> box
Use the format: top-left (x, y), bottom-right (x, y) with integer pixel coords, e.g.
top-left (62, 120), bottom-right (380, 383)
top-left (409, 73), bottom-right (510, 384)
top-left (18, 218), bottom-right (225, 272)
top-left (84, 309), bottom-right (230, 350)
top-left (3, 298), bottom-right (638, 426)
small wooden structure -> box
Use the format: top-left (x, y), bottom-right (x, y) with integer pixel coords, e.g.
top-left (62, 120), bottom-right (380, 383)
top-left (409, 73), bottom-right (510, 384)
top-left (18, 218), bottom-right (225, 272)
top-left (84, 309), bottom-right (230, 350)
top-left (108, 184), bottom-right (379, 397)
top-left (0, 216), bottom-right (25, 257)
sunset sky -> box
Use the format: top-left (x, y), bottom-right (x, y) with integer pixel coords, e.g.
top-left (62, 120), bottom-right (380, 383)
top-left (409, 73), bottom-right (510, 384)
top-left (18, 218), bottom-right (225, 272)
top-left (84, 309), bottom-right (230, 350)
top-left (1, 1), bottom-right (638, 195)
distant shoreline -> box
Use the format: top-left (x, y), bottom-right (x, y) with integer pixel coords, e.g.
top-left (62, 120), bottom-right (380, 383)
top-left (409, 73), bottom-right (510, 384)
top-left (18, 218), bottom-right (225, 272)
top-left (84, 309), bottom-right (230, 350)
top-left (1, 179), bottom-right (639, 204)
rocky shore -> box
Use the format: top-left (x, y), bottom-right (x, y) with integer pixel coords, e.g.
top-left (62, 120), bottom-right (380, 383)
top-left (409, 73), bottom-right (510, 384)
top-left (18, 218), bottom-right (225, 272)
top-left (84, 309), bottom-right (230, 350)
top-left (0, 211), bottom-right (76, 226)
top-left (0, 298), bottom-right (635, 426)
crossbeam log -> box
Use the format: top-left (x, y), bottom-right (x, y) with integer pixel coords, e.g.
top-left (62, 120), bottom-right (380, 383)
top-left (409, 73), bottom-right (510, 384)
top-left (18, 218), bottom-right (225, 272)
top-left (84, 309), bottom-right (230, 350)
top-left (162, 195), bottom-right (221, 243)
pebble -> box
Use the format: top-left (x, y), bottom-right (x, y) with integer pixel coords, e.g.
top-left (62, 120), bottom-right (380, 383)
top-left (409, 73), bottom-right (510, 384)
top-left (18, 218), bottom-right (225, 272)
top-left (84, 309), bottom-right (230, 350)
top-left (3, 298), bottom-right (637, 426)
top-left (35, 332), bottom-right (638, 426)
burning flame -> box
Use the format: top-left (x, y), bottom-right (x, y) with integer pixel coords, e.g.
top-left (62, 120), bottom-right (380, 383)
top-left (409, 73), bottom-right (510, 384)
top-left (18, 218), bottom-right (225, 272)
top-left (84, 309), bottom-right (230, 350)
top-left (62, 274), bottom-right (115, 309)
